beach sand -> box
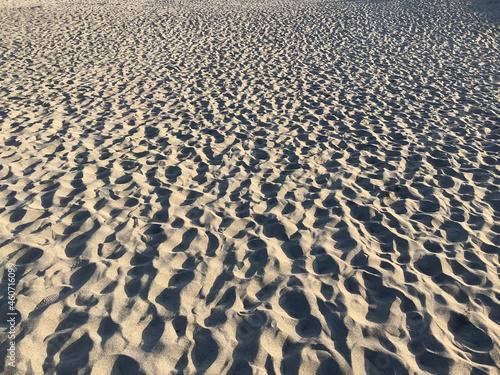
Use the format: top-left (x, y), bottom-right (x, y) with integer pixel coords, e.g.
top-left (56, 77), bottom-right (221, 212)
top-left (0, 0), bottom-right (499, 373)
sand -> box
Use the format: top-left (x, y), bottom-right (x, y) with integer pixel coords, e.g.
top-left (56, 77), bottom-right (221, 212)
top-left (0, 0), bottom-right (499, 374)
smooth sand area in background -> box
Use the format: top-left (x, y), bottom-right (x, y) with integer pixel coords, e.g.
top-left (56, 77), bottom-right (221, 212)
top-left (0, 0), bottom-right (499, 374)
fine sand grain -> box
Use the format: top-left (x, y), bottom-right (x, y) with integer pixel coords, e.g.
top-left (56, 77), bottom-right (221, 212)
top-left (0, 0), bottom-right (499, 374)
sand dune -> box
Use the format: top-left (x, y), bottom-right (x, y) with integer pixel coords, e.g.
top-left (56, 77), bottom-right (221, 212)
top-left (0, 0), bottom-right (499, 374)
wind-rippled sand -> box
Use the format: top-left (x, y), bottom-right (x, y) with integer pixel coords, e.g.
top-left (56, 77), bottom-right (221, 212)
top-left (0, 0), bottom-right (499, 374)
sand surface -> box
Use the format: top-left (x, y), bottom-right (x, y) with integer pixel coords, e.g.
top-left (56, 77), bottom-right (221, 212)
top-left (0, 0), bottom-right (499, 374)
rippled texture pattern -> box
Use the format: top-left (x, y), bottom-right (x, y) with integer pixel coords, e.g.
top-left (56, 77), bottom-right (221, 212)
top-left (0, 0), bottom-right (499, 374)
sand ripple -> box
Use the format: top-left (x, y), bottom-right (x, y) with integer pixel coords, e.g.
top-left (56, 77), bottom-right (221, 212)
top-left (0, 0), bottom-right (499, 374)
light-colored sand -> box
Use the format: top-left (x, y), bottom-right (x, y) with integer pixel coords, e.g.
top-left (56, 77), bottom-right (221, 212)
top-left (0, 0), bottom-right (499, 374)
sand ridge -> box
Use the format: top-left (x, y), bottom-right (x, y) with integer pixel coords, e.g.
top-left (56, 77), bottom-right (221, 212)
top-left (0, 0), bottom-right (499, 374)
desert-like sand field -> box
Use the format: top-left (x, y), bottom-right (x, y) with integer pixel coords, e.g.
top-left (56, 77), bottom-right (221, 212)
top-left (0, 0), bottom-right (499, 374)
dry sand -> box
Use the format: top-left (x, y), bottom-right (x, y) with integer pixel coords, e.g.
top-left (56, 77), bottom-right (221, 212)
top-left (0, 0), bottom-right (499, 374)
